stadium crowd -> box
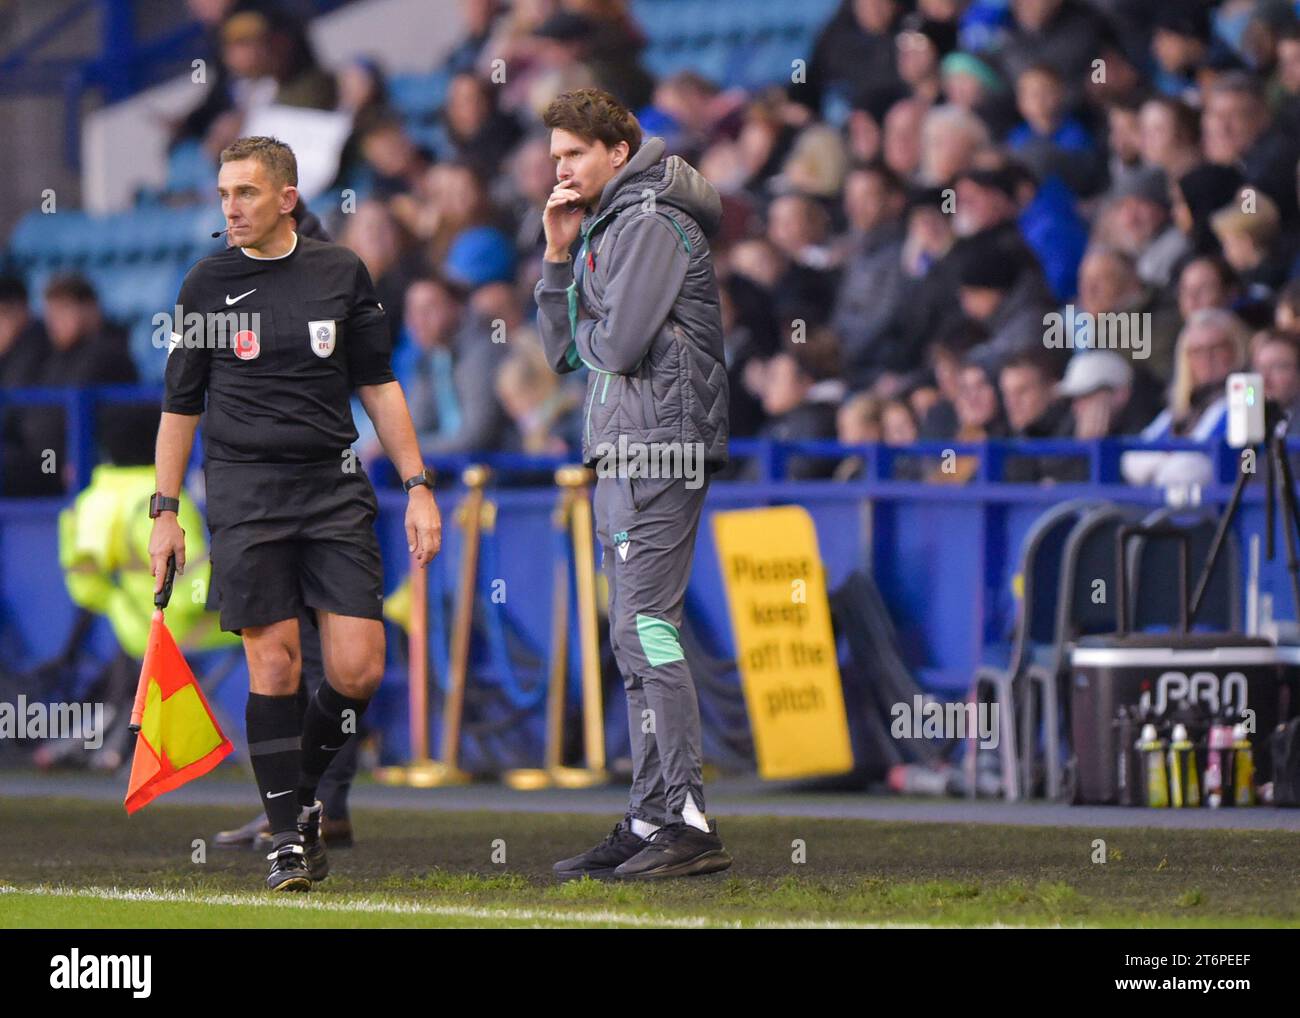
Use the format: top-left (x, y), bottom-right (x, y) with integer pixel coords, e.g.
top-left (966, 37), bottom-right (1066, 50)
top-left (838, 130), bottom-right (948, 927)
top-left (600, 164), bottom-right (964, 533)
top-left (7, 0), bottom-right (1300, 493)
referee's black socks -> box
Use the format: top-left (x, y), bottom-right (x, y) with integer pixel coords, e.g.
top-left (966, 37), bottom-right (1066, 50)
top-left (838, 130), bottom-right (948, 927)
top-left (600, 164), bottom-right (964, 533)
top-left (298, 681), bottom-right (371, 808)
top-left (246, 693), bottom-right (304, 835)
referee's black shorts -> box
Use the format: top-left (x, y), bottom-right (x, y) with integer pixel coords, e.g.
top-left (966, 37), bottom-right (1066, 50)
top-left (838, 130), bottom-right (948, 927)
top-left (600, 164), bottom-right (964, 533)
top-left (204, 458), bottom-right (385, 634)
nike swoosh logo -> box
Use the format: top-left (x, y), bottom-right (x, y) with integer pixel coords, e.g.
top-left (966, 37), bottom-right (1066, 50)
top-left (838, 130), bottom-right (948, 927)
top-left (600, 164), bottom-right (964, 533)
top-left (225, 288), bottom-right (257, 305)
top-left (320, 743), bottom-right (346, 751)
top-left (265, 789), bottom-right (293, 799)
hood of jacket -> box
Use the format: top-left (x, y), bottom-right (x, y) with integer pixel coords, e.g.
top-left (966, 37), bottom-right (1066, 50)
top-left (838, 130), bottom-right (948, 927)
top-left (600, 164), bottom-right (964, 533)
top-left (589, 136), bottom-right (723, 235)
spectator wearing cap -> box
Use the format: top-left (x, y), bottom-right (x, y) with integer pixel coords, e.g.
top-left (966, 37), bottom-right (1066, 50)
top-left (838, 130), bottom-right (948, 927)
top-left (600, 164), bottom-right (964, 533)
top-left (1099, 166), bottom-right (1188, 289)
top-left (957, 162), bottom-right (1085, 303)
top-left (1202, 72), bottom-right (1300, 225)
top-left (1211, 187), bottom-right (1290, 300)
top-left (957, 234), bottom-right (1056, 373)
top-left (1138, 97), bottom-right (1202, 187)
top-left (939, 51), bottom-right (1015, 137)
top-left (832, 162), bottom-right (910, 389)
top-left (1171, 162), bottom-right (1244, 257)
top-left (1007, 63), bottom-right (1102, 196)
top-left (1059, 350), bottom-right (1157, 440)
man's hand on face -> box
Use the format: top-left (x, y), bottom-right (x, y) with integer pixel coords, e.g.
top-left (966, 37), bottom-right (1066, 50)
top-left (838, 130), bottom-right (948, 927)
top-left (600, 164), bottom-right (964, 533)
top-left (543, 181), bottom-right (584, 261)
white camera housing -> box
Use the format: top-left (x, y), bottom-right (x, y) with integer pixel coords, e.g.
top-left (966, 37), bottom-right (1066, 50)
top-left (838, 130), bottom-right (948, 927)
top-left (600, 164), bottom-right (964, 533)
top-left (1226, 372), bottom-right (1265, 448)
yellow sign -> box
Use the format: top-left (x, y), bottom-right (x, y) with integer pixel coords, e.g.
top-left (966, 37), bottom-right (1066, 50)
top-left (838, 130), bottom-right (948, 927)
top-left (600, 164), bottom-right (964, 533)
top-left (712, 506), bottom-right (853, 779)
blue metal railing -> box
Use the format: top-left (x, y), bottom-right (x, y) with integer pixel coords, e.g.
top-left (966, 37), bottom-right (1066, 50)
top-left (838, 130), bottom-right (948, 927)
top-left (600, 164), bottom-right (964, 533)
top-left (0, 383), bottom-right (1273, 497)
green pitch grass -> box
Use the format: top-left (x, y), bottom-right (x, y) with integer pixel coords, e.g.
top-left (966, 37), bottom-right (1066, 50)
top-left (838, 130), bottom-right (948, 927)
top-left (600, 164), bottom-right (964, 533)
top-left (1, 797), bottom-right (1298, 928)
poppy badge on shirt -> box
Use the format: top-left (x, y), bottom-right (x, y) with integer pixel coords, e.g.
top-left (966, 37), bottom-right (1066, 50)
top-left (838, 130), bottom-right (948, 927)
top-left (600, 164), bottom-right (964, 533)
top-left (309, 319), bottom-right (336, 357)
top-left (233, 329), bottom-right (260, 360)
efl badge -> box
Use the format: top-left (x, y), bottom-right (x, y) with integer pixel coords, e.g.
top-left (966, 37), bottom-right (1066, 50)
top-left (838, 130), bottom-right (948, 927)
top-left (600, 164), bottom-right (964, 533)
top-left (233, 329), bottom-right (260, 360)
top-left (309, 320), bottom-right (336, 358)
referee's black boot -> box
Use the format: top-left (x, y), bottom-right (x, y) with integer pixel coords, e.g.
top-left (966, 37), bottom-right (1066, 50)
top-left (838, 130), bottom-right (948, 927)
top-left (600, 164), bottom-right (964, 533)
top-left (552, 815), bottom-right (647, 880)
top-left (613, 820), bottom-right (732, 880)
top-left (298, 801), bottom-right (329, 883)
top-left (265, 834), bottom-right (312, 892)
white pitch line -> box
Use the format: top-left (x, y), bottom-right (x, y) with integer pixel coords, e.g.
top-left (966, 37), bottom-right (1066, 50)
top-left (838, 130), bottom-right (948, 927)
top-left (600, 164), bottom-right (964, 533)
top-left (1, 884), bottom-right (957, 929)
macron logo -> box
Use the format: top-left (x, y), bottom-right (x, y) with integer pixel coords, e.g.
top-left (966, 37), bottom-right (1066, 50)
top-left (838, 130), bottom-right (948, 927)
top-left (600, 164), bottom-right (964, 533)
top-left (225, 289), bottom-right (257, 306)
top-left (50, 949), bottom-right (151, 998)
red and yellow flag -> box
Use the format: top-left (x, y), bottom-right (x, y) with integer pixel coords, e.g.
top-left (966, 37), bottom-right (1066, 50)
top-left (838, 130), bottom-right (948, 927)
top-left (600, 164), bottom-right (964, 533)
top-left (124, 609), bottom-right (232, 814)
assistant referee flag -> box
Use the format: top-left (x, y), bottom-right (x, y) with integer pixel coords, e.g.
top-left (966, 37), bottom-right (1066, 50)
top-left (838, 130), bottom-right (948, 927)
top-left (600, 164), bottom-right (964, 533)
top-left (124, 608), bottom-right (232, 814)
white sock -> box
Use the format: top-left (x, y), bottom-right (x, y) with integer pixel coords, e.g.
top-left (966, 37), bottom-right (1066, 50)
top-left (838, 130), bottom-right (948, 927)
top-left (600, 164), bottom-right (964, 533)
top-left (681, 793), bottom-right (709, 833)
top-left (630, 817), bottom-right (660, 839)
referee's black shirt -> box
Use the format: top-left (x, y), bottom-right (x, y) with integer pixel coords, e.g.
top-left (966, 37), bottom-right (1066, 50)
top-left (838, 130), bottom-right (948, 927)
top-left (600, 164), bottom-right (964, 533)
top-left (162, 233), bottom-right (394, 463)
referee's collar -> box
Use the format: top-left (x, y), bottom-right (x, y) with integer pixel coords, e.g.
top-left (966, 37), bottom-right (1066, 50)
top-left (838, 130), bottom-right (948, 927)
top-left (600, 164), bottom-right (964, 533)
top-left (240, 231), bottom-right (299, 261)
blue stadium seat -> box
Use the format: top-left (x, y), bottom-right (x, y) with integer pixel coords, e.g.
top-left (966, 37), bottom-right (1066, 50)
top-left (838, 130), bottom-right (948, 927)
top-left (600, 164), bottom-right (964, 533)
top-left (388, 70), bottom-right (451, 119)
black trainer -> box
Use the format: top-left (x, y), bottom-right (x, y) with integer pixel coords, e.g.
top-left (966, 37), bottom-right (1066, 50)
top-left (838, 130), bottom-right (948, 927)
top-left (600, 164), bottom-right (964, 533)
top-left (298, 801), bottom-right (329, 883)
top-left (613, 820), bottom-right (732, 879)
top-left (552, 816), bottom-right (647, 879)
top-left (265, 836), bottom-right (312, 892)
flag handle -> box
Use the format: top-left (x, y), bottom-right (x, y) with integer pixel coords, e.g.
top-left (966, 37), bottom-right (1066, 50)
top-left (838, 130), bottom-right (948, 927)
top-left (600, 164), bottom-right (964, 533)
top-left (129, 554), bottom-right (175, 733)
top-left (155, 553), bottom-right (176, 610)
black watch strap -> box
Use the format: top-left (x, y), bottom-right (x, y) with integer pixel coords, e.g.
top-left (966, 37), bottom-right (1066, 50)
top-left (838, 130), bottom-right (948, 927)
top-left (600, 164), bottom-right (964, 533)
top-left (149, 493), bottom-right (180, 518)
top-left (403, 468), bottom-right (434, 493)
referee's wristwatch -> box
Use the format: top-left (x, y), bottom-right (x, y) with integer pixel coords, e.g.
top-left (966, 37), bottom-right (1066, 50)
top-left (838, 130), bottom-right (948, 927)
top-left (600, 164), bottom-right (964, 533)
top-left (148, 493), bottom-right (180, 518)
top-left (402, 468), bottom-right (434, 494)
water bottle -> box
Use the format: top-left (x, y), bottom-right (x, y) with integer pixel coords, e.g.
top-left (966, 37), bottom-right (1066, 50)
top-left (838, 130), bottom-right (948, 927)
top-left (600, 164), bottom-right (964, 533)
top-left (1139, 723), bottom-right (1168, 808)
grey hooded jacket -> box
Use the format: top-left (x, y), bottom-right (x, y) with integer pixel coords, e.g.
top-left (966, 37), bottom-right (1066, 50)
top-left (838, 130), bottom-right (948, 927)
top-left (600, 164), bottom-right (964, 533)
top-left (535, 136), bottom-right (729, 469)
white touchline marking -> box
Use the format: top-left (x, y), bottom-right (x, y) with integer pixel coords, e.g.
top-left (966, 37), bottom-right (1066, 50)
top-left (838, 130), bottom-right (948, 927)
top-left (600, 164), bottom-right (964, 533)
top-left (0, 884), bottom-right (1046, 929)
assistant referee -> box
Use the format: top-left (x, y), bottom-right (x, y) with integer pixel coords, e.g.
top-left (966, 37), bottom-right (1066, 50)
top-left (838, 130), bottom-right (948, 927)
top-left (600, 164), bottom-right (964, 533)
top-left (148, 136), bottom-right (441, 892)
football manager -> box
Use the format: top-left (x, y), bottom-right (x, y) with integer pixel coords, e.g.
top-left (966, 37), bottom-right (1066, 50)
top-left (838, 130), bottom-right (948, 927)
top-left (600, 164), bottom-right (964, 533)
top-left (149, 136), bottom-right (442, 892)
top-left (535, 89), bottom-right (732, 879)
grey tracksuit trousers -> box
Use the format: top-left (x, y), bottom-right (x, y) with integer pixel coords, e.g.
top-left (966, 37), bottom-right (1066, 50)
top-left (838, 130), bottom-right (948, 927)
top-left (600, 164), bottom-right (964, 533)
top-left (593, 472), bottom-right (708, 824)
